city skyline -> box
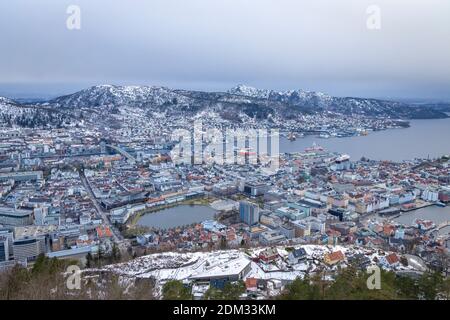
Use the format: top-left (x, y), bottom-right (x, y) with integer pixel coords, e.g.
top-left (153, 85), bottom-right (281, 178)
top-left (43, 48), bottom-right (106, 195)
top-left (1, 0), bottom-right (449, 304)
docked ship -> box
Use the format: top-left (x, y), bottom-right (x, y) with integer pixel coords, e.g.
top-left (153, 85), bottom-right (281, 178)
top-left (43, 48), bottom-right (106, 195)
top-left (237, 147), bottom-right (256, 156)
top-left (436, 202), bottom-right (446, 207)
top-left (305, 142), bottom-right (324, 153)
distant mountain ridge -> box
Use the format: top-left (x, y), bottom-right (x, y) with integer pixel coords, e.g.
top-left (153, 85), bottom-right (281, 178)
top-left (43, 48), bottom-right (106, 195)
top-left (228, 84), bottom-right (333, 103)
top-left (46, 84), bottom-right (448, 119)
top-left (227, 85), bottom-right (447, 119)
top-left (0, 84), bottom-right (448, 127)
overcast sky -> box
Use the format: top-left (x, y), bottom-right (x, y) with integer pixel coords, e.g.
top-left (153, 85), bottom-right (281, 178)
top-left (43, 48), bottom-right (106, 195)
top-left (0, 0), bottom-right (449, 100)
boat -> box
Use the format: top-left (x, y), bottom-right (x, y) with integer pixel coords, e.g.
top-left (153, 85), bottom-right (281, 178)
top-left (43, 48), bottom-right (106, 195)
top-left (305, 142), bottom-right (324, 153)
top-left (238, 147), bottom-right (256, 156)
top-left (436, 202), bottom-right (446, 207)
top-left (335, 154), bottom-right (350, 162)
top-left (319, 133), bottom-right (330, 139)
top-left (287, 132), bottom-right (297, 141)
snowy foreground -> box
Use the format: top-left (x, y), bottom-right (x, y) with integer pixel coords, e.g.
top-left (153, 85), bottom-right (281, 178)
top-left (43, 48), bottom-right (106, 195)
top-left (85, 244), bottom-right (426, 298)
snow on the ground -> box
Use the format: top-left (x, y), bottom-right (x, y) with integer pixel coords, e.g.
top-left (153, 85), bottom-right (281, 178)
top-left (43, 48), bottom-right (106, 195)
top-left (85, 244), bottom-right (420, 287)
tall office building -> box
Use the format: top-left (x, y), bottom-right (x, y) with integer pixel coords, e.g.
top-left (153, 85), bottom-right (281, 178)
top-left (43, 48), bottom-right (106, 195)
top-left (0, 236), bottom-right (9, 262)
top-left (13, 237), bottom-right (47, 264)
top-left (239, 201), bottom-right (260, 226)
top-left (0, 228), bottom-right (14, 255)
top-left (0, 206), bottom-right (34, 226)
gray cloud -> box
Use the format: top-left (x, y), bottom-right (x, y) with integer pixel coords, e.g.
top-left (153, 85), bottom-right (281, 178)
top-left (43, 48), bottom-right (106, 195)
top-left (0, 0), bottom-right (449, 99)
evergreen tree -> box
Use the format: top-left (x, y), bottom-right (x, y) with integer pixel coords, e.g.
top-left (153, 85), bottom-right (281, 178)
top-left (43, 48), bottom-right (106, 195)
top-left (162, 280), bottom-right (192, 300)
top-left (112, 243), bottom-right (121, 263)
top-left (222, 281), bottom-right (246, 299)
top-left (86, 252), bottom-right (93, 268)
top-left (417, 271), bottom-right (444, 300)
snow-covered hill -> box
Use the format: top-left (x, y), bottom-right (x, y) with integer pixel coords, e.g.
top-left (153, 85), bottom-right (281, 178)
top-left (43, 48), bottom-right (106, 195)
top-left (47, 85), bottom-right (192, 109)
top-left (227, 84), bottom-right (444, 119)
top-left (0, 96), bottom-right (69, 128)
top-left (0, 84), bottom-right (447, 128)
top-left (45, 84), bottom-right (448, 120)
top-left (83, 244), bottom-right (425, 298)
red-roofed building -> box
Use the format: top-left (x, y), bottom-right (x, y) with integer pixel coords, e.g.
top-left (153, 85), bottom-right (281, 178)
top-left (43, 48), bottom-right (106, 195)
top-left (324, 250), bottom-right (345, 266)
top-left (383, 225), bottom-right (395, 237)
top-left (96, 226), bottom-right (113, 239)
top-left (245, 278), bottom-right (258, 291)
top-left (384, 253), bottom-right (400, 267)
top-left (259, 247), bottom-right (279, 263)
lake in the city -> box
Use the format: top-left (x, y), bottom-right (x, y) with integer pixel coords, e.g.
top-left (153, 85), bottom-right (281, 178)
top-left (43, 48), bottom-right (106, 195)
top-left (280, 118), bottom-right (450, 161)
top-left (136, 205), bottom-right (217, 229)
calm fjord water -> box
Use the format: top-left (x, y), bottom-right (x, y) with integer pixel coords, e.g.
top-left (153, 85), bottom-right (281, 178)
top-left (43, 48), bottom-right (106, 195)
top-left (281, 118), bottom-right (450, 161)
